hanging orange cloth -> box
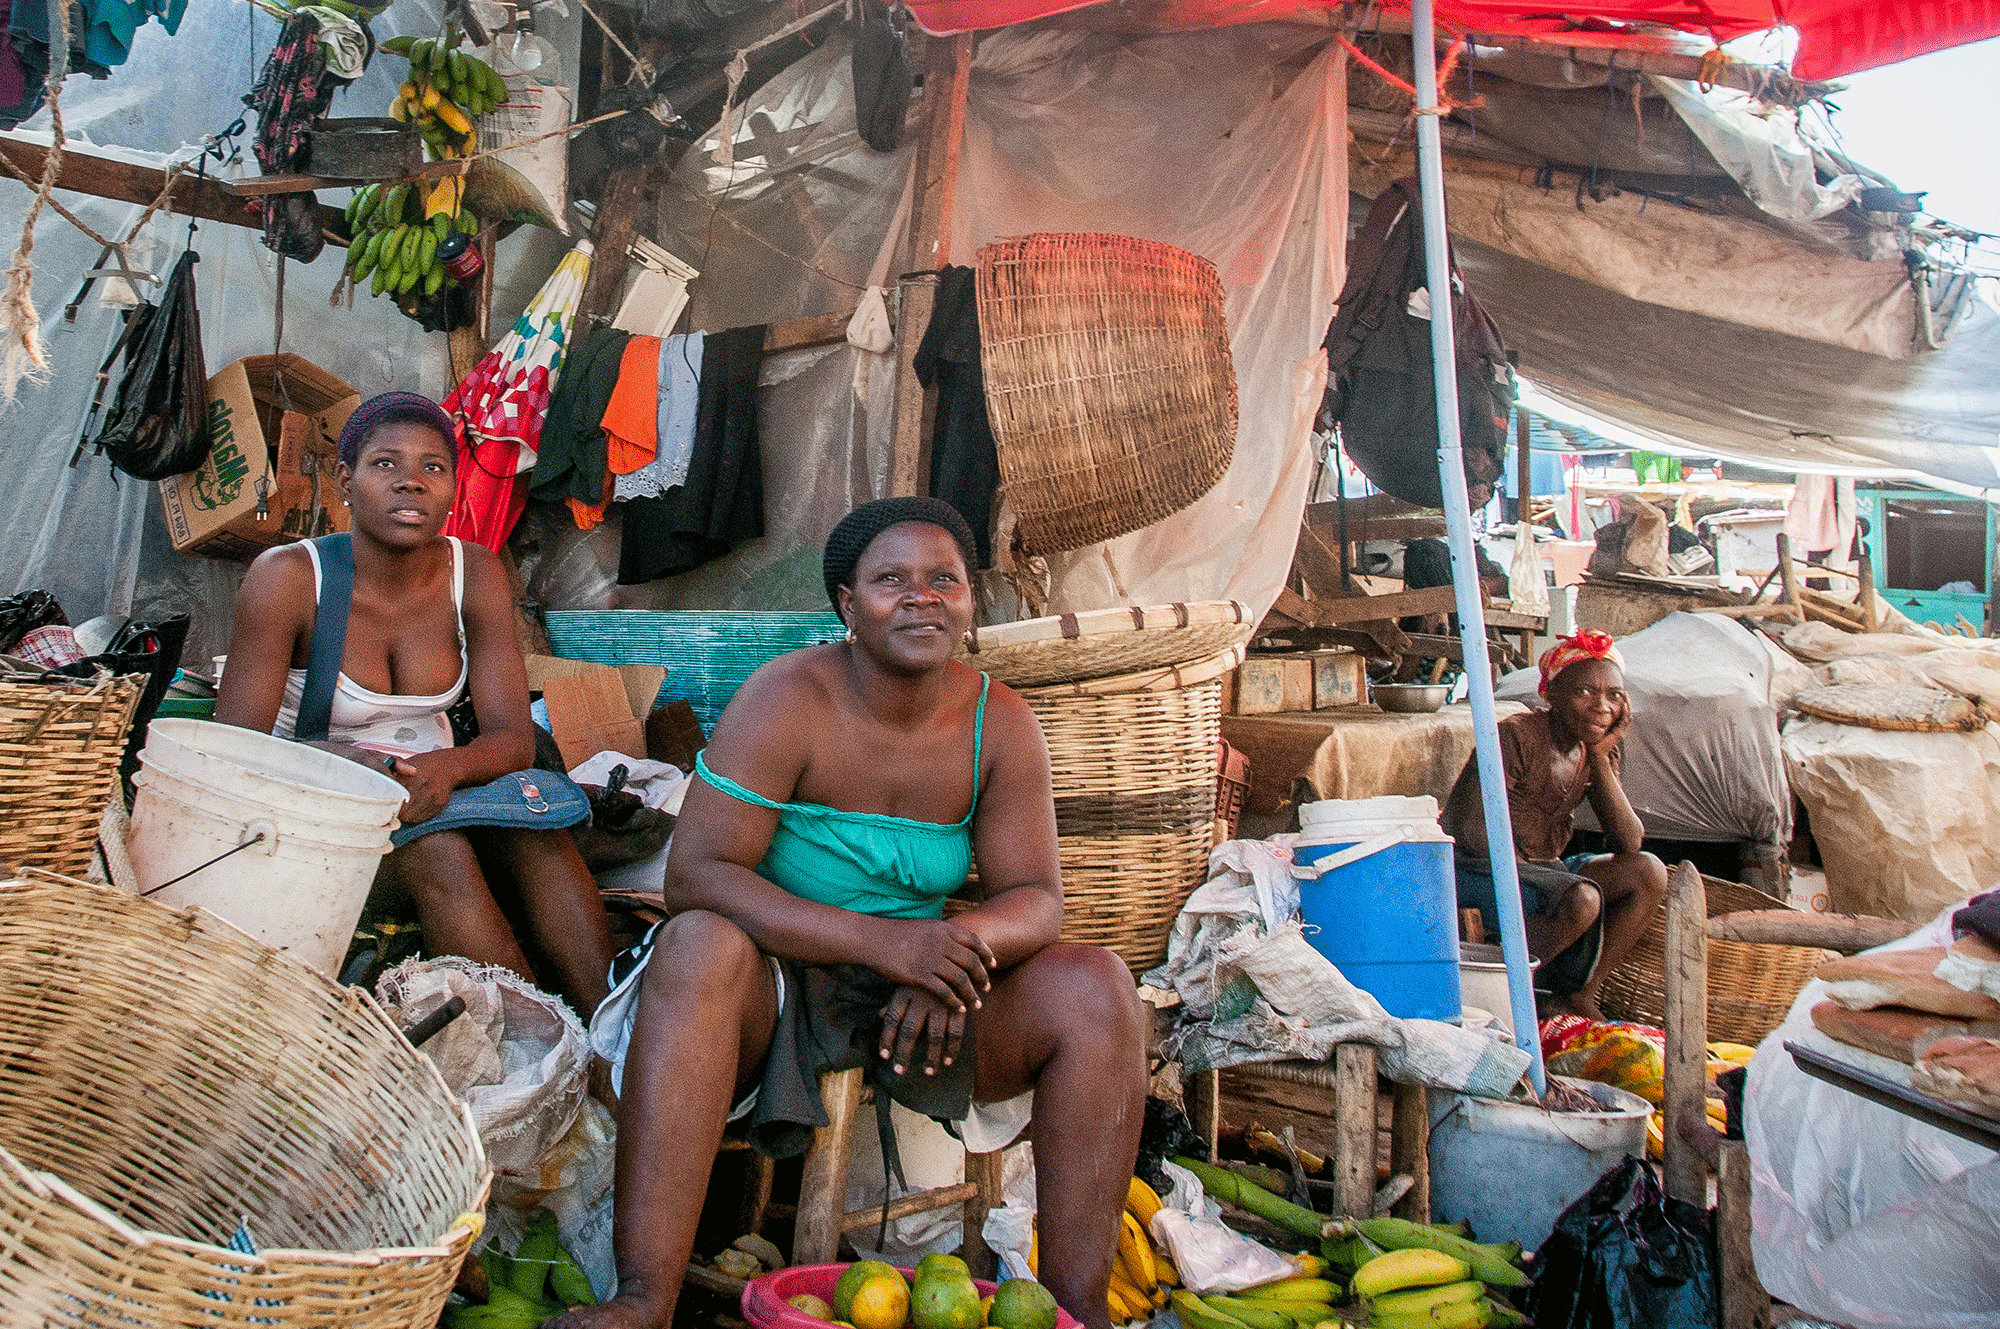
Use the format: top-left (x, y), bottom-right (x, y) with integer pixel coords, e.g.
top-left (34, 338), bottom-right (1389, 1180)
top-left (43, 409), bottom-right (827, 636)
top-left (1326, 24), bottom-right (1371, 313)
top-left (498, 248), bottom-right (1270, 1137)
top-left (601, 334), bottom-right (663, 477)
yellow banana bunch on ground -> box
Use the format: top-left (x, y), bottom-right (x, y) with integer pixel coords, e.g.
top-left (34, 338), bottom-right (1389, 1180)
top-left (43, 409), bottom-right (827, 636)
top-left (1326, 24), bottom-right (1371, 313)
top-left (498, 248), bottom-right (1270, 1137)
top-left (1170, 1269), bottom-right (1342, 1329)
top-left (1322, 1217), bottom-right (1528, 1329)
top-left (380, 35), bottom-right (507, 159)
top-left (1104, 1177), bottom-right (1172, 1323)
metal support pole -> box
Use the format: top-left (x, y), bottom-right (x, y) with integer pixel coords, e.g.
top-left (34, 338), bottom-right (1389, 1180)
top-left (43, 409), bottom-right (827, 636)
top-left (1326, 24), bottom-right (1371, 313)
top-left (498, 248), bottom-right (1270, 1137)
top-left (1411, 0), bottom-right (1546, 1094)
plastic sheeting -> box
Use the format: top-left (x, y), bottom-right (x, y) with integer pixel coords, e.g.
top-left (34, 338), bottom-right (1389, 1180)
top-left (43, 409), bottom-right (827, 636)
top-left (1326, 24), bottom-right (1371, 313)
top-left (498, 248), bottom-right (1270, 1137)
top-left (1495, 612), bottom-right (1792, 845)
top-left (1747, 905), bottom-right (2000, 1328)
top-left (0, 0), bottom-right (581, 662)
top-left (1781, 714), bottom-right (2000, 922)
top-left (542, 26), bottom-right (1345, 618)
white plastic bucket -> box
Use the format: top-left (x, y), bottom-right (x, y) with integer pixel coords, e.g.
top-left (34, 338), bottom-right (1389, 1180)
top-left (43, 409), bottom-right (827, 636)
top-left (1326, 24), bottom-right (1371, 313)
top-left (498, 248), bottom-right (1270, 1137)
top-left (1459, 942), bottom-right (1539, 1036)
top-left (127, 720), bottom-right (404, 977)
top-left (1427, 1077), bottom-right (1652, 1252)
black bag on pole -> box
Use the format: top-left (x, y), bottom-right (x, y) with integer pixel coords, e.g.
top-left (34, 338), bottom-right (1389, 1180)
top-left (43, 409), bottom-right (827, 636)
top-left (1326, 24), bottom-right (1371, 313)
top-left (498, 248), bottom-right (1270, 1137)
top-left (89, 248), bottom-right (210, 482)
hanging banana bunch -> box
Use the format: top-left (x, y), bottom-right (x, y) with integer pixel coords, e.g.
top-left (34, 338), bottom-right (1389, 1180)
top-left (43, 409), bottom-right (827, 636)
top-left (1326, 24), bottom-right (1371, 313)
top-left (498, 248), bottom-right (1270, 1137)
top-left (380, 34), bottom-right (509, 160)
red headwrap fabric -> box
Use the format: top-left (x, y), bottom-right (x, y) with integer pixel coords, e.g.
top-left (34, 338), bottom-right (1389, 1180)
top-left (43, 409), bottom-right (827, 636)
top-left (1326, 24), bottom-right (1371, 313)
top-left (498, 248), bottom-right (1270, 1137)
top-left (1537, 630), bottom-right (1624, 697)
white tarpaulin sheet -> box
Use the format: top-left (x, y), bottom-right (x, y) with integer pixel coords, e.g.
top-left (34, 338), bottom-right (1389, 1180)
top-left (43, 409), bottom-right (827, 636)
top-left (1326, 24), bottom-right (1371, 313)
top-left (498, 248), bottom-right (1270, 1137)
top-left (532, 26), bottom-right (1346, 619)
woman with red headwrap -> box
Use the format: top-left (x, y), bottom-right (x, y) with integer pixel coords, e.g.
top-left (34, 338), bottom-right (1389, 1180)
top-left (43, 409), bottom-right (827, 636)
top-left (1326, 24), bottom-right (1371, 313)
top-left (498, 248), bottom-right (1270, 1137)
top-left (1441, 630), bottom-right (1668, 1020)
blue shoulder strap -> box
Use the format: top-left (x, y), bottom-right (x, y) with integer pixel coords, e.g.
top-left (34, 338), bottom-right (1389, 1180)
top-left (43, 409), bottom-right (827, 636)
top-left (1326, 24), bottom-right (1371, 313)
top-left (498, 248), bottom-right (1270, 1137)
top-left (295, 533), bottom-right (353, 743)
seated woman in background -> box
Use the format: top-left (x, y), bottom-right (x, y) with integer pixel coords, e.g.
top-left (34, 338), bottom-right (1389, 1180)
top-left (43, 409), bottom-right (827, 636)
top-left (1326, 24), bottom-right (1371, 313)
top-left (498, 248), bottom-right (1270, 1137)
top-left (556, 497), bottom-right (1146, 1329)
top-left (1442, 630), bottom-right (1667, 1021)
top-left (215, 392), bottom-right (615, 1017)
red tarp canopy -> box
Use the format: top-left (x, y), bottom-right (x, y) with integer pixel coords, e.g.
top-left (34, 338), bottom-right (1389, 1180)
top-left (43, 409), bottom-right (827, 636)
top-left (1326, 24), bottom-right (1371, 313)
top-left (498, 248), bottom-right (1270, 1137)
top-left (903, 0), bottom-right (2000, 78)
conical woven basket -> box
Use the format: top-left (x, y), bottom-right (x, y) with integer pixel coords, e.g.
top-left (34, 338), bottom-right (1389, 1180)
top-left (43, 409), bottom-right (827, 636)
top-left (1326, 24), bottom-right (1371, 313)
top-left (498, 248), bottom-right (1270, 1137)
top-left (0, 875), bottom-right (489, 1325)
top-left (976, 232), bottom-right (1236, 553)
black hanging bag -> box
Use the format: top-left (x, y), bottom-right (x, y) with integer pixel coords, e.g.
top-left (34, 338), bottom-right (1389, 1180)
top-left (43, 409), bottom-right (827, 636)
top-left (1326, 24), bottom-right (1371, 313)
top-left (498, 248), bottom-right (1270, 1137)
top-left (1524, 1155), bottom-right (1720, 1329)
top-left (86, 248), bottom-right (211, 481)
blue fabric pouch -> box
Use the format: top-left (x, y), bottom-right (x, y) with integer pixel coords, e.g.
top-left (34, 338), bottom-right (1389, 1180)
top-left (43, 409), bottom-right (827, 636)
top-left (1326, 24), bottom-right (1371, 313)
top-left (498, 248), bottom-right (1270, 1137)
top-left (390, 768), bottom-right (589, 847)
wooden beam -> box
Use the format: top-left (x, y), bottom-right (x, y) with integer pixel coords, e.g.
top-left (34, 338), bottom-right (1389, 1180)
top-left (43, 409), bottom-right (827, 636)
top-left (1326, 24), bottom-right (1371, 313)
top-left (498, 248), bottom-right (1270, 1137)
top-left (1310, 585), bottom-right (1459, 626)
top-left (888, 32), bottom-right (972, 499)
top-left (1775, 534), bottom-right (1804, 620)
top-left (1707, 910), bottom-right (1913, 954)
top-left (765, 309), bottom-right (853, 354)
top-left (1662, 861), bottom-right (1709, 1207)
top-left (0, 133), bottom-right (343, 237)
top-left (1717, 1142), bottom-right (1770, 1329)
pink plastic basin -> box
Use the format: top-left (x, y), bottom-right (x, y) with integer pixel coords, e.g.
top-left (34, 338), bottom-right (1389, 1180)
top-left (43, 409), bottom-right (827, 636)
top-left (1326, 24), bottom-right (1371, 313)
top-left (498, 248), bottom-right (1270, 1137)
top-left (742, 1264), bottom-right (1086, 1329)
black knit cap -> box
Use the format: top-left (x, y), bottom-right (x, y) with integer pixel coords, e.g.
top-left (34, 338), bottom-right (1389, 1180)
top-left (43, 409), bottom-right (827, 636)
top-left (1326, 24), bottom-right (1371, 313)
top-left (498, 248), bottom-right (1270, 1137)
top-left (823, 497), bottom-right (980, 612)
top-left (337, 391), bottom-right (458, 469)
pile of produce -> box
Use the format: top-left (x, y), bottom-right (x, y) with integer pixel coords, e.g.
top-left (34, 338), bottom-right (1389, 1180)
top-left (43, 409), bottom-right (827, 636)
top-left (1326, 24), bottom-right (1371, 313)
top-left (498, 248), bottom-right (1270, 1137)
top-left (791, 1256), bottom-right (1060, 1329)
top-left (445, 1209), bottom-right (594, 1327)
top-left (1170, 1265), bottom-right (1341, 1329)
top-left (1325, 1221), bottom-right (1525, 1329)
top-left (343, 179), bottom-right (478, 298)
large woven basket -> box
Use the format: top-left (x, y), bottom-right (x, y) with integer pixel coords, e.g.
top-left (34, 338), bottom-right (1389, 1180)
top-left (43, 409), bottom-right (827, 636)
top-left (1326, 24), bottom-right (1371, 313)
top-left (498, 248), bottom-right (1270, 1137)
top-left (1011, 649), bottom-right (1234, 973)
top-left (1597, 875), bottom-right (1833, 1045)
top-left (976, 233), bottom-right (1237, 553)
top-left (0, 671), bottom-right (143, 878)
top-left (0, 876), bottom-right (490, 1325)
top-left (958, 601), bottom-right (1252, 689)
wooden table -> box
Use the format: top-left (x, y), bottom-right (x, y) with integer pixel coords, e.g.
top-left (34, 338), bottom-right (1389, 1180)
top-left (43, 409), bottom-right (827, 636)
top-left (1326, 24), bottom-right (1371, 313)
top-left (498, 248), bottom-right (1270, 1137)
top-left (1221, 701), bottom-right (1528, 818)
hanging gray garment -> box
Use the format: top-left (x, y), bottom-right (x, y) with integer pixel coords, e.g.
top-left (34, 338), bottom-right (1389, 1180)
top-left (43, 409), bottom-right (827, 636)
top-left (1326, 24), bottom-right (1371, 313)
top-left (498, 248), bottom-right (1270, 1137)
top-left (615, 332), bottom-right (705, 501)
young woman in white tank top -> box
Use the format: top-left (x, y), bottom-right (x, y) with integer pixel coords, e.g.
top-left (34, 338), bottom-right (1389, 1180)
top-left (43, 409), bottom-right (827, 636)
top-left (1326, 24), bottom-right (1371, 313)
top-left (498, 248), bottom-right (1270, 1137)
top-left (214, 394), bottom-right (615, 1018)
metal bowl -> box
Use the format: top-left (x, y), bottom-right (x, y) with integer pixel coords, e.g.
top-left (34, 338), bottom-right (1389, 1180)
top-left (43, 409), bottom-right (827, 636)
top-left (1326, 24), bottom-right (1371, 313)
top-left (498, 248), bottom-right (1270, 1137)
top-left (1372, 682), bottom-right (1450, 713)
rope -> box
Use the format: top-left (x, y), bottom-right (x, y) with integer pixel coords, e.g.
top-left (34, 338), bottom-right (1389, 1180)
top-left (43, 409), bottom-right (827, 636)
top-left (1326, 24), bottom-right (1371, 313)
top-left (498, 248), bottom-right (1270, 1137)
top-left (0, 146), bottom-right (185, 253)
top-left (571, 0), bottom-right (651, 84)
top-left (0, 0), bottom-right (70, 402)
top-left (1334, 29), bottom-right (1482, 115)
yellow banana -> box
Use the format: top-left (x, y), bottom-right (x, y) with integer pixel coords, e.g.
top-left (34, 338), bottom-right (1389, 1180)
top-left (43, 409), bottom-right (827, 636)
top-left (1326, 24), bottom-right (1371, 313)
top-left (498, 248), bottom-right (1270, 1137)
top-left (1028, 1228), bottom-right (1038, 1277)
top-left (1106, 1278), bottom-right (1148, 1323)
top-left (1125, 1176), bottom-right (1164, 1228)
top-left (1288, 1255), bottom-right (1327, 1279)
top-left (1350, 1250), bottom-right (1471, 1300)
top-left (1155, 1250), bottom-right (1180, 1287)
top-left (1369, 1299), bottom-right (1490, 1329)
top-left (1119, 1211), bottom-right (1158, 1290)
top-left (1368, 1281), bottom-right (1484, 1318)
top-left (433, 96), bottom-right (472, 136)
top-left (1235, 1278), bottom-right (1339, 1303)
top-left (1199, 1295), bottom-right (1297, 1329)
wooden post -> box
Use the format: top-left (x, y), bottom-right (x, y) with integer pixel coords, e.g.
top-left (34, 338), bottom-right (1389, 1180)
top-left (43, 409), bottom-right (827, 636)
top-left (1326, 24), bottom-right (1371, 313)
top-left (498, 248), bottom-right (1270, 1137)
top-left (1515, 407), bottom-right (1532, 526)
top-left (1857, 547), bottom-right (1880, 632)
top-left (1331, 1044), bottom-right (1377, 1218)
top-left (1774, 534), bottom-right (1804, 624)
top-left (1388, 1081), bottom-right (1430, 1222)
top-left (1662, 861), bottom-right (1709, 1206)
top-left (887, 33), bottom-right (973, 497)
top-left (961, 1149), bottom-right (1005, 1278)
top-left (578, 164), bottom-right (650, 326)
top-left (739, 1152), bottom-right (776, 1236)
top-left (794, 1067), bottom-right (865, 1264)
top-left (1188, 1068), bottom-right (1221, 1161)
top-left (1717, 1140), bottom-right (1770, 1329)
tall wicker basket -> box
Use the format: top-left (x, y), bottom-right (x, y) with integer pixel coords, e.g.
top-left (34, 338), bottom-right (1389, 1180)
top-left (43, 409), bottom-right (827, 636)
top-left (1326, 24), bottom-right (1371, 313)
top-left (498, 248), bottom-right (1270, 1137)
top-left (976, 233), bottom-right (1237, 553)
top-left (0, 876), bottom-right (490, 1325)
top-left (0, 672), bottom-right (143, 878)
top-left (1013, 649), bottom-right (1236, 973)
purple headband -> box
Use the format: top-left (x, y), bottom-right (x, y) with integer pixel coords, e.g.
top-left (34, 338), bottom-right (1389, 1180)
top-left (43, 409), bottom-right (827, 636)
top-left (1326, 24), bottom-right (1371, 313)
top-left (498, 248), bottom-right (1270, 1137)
top-left (337, 391), bottom-right (458, 469)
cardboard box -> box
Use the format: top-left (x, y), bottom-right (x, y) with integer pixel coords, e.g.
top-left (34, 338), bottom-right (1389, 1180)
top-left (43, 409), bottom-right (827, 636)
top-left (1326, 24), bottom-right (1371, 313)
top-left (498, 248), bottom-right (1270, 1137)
top-left (1309, 648), bottom-right (1365, 709)
top-left (526, 655), bottom-right (668, 769)
top-left (158, 355), bottom-right (361, 562)
top-left (1228, 654), bottom-right (1314, 715)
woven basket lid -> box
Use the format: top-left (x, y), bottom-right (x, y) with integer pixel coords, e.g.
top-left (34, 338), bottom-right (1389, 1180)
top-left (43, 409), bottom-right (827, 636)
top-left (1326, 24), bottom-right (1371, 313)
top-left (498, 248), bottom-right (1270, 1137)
top-left (976, 232), bottom-right (1237, 554)
top-left (958, 601), bottom-right (1252, 688)
top-left (1017, 643), bottom-right (1246, 699)
top-left (1793, 683), bottom-right (1981, 731)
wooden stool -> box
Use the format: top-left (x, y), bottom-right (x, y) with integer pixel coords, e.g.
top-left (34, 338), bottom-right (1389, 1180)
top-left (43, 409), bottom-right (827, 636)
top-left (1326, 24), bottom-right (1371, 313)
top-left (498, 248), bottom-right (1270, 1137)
top-left (718, 1068), bottom-right (1005, 1274)
top-left (1186, 1046), bottom-right (1431, 1222)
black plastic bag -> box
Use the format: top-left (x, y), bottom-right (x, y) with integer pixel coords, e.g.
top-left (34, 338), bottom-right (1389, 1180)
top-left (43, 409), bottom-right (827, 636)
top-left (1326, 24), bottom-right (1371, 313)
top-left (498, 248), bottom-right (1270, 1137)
top-left (1525, 1156), bottom-right (1719, 1329)
top-left (851, 0), bottom-right (913, 152)
top-left (0, 589), bottom-right (66, 654)
top-left (88, 249), bottom-right (211, 481)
